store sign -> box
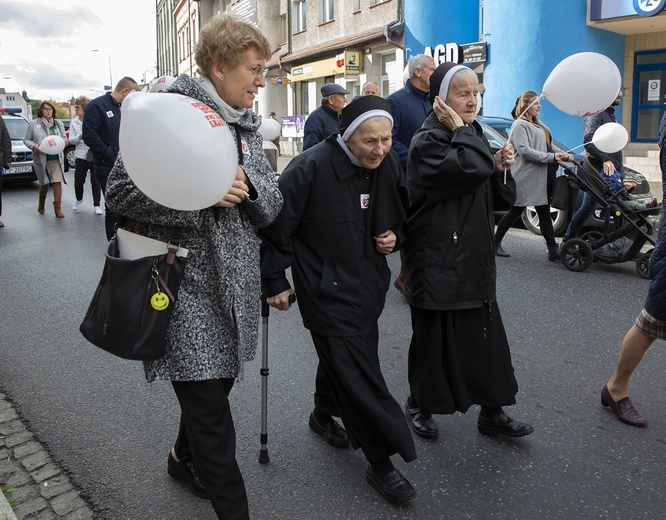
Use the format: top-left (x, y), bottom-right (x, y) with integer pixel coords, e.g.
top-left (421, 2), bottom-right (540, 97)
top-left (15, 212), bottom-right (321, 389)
top-left (590, 0), bottom-right (666, 20)
top-left (345, 51), bottom-right (361, 75)
top-left (648, 79), bottom-right (661, 100)
top-left (271, 77), bottom-right (291, 85)
top-left (424, 42), bottom-right (487, 65)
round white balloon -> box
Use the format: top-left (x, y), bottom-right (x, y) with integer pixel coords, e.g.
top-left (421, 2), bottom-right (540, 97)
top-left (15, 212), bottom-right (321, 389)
top-left (258, 118), bottom-right (281, 141)
top-left (542, 52), bottom-right (621, 117)
top-left (592, 122), bottom-right (628, 153)
top-left (39, 135), bottom-right (65, 154)
top-left (150, 76), bottom-right (176, 93)
top-left (119, 92), bottom-right (238, 211)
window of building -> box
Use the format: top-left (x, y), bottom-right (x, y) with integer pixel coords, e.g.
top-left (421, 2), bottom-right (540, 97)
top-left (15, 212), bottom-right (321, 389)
top-left (319, 0), bottom-right (334, 23)
top-left (633, 50), bottom-right (666, 142)
top-left (294, 1), bottom-right (306, 32)
top-left (280, 14), bottom-right (287, 44)
top-left (353, 0), bottom-right (360, 11)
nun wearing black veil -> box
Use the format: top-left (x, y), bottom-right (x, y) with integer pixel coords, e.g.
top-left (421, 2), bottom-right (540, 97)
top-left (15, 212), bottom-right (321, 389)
top-left (260, 95), bottom-right (417, 504)
top-left (401, 62), bottom-right (534, 441)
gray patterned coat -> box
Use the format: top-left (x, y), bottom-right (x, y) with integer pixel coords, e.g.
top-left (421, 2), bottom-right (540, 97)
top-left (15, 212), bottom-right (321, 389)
top-left (105, 75), bottom-right (283, 382)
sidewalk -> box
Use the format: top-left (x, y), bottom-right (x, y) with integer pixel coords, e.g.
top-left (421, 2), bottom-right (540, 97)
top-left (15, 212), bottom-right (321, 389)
top-left (0, 392), bottom-right (93, 520)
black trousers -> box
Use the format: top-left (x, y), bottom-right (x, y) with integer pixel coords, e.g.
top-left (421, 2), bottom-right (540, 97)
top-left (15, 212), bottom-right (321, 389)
top-left (94, 167), bottom-right (117, 240)
top-left (171, 379), bottom-right (249, 520)
top-left (74, 158), bottom-right (101, 205)
top-left (311, 326), bottom-right (416, 464)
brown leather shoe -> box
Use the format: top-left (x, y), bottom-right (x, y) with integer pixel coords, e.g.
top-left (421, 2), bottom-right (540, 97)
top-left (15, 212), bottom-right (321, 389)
top-left (393, 274), bottom-right (406, 295)
top-left (601, 385), bottom-right (647, 427)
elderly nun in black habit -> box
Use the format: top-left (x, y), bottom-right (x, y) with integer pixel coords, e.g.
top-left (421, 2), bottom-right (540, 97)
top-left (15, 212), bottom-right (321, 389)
top-left (401, 62), bottom-right (533, 441)
top-left (260, 95), bottom-right (417, 503)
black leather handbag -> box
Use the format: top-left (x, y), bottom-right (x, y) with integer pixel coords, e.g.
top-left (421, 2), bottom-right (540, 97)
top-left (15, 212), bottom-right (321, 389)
top-left (80, 234), bottom-right (186, 361)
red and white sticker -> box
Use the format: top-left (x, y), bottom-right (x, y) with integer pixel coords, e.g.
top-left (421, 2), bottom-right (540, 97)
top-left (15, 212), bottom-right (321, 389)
top-left (360, 194), bottom-right (370, 209)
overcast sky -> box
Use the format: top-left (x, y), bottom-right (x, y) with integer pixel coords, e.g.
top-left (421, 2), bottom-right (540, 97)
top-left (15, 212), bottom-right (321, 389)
top-left (0, 0), bottom-right (157, 102)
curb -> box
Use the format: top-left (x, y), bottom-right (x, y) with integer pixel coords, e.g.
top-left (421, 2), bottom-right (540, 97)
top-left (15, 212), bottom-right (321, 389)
top-left (0, 392), bottom-right (94, 520)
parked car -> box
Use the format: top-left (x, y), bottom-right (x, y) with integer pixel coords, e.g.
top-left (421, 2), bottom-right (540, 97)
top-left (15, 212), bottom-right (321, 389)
top-left (477, 115), bottom-right (654, 235)
top-left (1, 108), bottom-right (36, 183)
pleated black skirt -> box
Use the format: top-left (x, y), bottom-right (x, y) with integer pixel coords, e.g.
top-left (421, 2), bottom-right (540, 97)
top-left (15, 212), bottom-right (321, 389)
top-left (408, 303), bottom-right (518, 415)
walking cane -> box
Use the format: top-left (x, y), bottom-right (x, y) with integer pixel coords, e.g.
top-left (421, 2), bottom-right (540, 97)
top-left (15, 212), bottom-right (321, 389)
top-left (259, 292), bottom-right (295, 464)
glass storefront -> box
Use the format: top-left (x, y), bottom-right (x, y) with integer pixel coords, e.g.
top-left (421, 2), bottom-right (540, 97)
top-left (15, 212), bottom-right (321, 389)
top-left (632, 50), bottom-right (666, 141)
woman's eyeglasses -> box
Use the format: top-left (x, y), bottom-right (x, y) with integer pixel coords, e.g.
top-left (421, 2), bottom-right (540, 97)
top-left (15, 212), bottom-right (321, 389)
top-left (244, 65), bottom-right (270, 77)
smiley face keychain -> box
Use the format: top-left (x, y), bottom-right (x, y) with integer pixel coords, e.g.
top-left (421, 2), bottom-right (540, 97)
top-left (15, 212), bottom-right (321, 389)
top-left (150, 265), bottom-right (174, 311)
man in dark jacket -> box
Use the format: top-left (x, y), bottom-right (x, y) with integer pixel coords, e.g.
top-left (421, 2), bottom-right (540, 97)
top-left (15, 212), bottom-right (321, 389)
top-left (386, 54), bottom-right (435, 171)
top-left (563, 90), bottom-right (623, 242)
top-left (386, 54), bottom-right (435, 295)
top-left (260, 96), bottom-right (416, 504)
top-left (83, 77), bottom-right (139, 239)
top-left (302, 83), bottom-right (349, 151)
top-left (0, 116), bottom-right (11, 228)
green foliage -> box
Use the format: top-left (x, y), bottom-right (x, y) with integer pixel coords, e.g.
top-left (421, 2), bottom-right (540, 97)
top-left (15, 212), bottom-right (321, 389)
top-left (1, 484), bottom-right (17, 508)
top-left (29, 99), bottom-right (68, 119)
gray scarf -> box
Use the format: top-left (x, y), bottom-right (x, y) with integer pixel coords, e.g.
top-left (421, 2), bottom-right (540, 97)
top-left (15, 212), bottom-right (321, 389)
top-left (198, 75), bottom-right (246, 123)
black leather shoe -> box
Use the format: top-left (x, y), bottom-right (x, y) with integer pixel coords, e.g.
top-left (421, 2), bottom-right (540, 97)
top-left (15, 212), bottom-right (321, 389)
top-left (167, 451), bottom-right (208, 499)
top-left (405, 399), bottom-right (439, 438)
top-left (366, 466), bottom-right (416, 503)
top-left (477, 412), bottom-right (534, 437)
top-left (495, 243), bottom-right (510, 257)
top-left (308, 412), bottom-right (350, 448)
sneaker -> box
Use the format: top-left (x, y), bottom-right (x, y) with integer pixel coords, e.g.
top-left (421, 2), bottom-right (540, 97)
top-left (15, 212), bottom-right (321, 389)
top-left (94, 206), bottom-right (103, 215)
top-left (72, 200), bottom-right (83, 212)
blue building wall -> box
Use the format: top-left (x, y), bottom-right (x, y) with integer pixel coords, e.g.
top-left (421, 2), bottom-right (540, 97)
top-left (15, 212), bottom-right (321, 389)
top-left (404, 0), bottom-right (626, 147)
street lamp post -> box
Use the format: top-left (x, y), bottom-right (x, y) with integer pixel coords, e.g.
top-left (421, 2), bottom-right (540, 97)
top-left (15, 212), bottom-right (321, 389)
top-left (92, 49), bottom-right (113, 90)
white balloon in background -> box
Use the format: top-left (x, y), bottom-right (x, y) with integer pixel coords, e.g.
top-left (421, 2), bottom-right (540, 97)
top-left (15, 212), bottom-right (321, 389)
top-left (119, 92), bottom-right (238, 211)
top-left (591, 122), bottom-right (628, 153)
top-left (39, 135), bottom-right (65, 154)
top-left (150, 76), bottom-right (176, 93)
top-left (542, 52), bottom-right (621, 117)
top-left (258, 118), bottom-right (281, 141)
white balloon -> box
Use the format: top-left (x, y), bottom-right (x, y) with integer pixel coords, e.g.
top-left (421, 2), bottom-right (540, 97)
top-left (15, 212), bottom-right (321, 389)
top-left (258, 118), bottom-right (281, 141)
top-left (119, 92), bottom-right (238, 211)
top-left (150, 76), bottom-right (176, 93)
top-left (542, 52), bottom-right (621, 116)
top-left (39, 135), bottom-right (65, 154)
top-left (592, 122), bottom-right (628, 153)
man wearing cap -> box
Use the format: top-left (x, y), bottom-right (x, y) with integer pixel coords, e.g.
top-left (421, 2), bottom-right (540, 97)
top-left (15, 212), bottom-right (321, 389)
top-left (260, 96), bottom-right (416, 504)
top-left (302, 83), bottom-right (349, 151)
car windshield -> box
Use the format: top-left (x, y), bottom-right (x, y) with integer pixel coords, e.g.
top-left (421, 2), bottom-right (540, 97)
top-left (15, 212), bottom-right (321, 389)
top-left (3, 117), bottom-right (29, 140)
top-left (481, 117), bottom-right (572, 153)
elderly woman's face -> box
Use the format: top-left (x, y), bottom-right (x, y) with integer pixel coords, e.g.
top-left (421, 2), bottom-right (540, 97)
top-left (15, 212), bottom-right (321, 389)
top-left (446, 74), bottom-right (480, 125)
top-left (346, 117), bottom-right (392, 170)
top-left (214, 47), bottom-right (267, 109)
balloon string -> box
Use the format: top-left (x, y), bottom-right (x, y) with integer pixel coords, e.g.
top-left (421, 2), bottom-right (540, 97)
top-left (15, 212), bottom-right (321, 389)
top-left (564, 142), bottom-right (591, 154)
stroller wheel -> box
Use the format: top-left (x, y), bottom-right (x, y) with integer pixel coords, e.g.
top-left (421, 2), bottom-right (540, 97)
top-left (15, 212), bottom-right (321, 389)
top-left (560, 238), bottom-right (594, 272)
top-left (580, 231), bottom-right (604, 247)
top-left (636, 249), bottom-right (653, 279)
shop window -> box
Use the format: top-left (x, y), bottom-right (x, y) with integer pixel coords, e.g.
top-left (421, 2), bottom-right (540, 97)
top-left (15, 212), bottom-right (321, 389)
top-left (632, 50), bottom-right (666, 142)
top-left (381, 52), bottom-right (399, 96)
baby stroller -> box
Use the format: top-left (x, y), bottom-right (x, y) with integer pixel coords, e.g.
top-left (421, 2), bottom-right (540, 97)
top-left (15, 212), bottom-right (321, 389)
top-left (559, 156), bottom-right (660, 278)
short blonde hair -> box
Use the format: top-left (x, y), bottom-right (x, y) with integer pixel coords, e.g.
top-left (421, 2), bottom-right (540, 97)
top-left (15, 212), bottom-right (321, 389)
top-left (74, 96), bottom-right (90, 109)
top-left (195, 15), bottom-right (272, 75)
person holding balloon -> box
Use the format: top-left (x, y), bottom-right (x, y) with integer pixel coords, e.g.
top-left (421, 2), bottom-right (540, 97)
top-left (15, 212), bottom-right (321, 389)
top-left (494, 91), bottom-right (574, 260)
top-left (105, 14), bottom-right (283, 520)
top-left (562, 91), bottom-right (626, 243)
top-left (23, 101), bottom-right (67, 218)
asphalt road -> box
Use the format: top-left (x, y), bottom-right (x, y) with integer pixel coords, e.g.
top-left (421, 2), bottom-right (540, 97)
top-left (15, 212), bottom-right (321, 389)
top-left (1, 176), bottom-right (665, 520)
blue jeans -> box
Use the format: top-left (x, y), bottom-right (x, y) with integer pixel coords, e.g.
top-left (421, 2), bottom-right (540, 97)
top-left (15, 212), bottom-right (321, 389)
top-left (563, 191), bottom-right (597, 242)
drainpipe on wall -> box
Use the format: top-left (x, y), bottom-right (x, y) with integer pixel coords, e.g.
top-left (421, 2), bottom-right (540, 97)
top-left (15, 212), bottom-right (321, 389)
top-left (277, 0), bottom-right (293, 74)
top-left (385, 0), bottom-right (404, 50)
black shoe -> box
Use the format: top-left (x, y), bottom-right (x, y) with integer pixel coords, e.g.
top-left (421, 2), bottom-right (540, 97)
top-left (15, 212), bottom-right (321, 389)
top-left (308, 412), bottom-right (350, 448)
top-left (548, 245), bottom-right (560, 262)
top-left (477, 412), bottom-right (534, 438)
top-left (495, 243), bottom-right (510, 257)
top-left (405, 398), bottom-right (439, 438)
top-left (167, 451), bottom-right (208, 499)
top-left (366, 466), bottom-right (416, 503)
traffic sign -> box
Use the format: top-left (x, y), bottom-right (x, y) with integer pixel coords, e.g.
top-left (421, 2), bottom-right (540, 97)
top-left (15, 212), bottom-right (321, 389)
top-left (272, 77), bottom-right (290, 85)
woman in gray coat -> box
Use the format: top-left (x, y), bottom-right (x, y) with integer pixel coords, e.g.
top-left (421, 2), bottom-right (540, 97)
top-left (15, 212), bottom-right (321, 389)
top-left (105, 15), bottom-right (282, 520)
top-left (494, 91), bottom-right (573, 260)
top-left (23, 101), bottom-right (67, 217)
